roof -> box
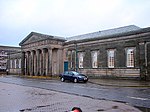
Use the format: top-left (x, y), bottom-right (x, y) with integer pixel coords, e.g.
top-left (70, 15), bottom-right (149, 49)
top-left (0, 45), bottom-right (20, 49)
top-left (19, 32), bottom-right (66, 46)
top-left (66, 25), bottom-right (141, 41)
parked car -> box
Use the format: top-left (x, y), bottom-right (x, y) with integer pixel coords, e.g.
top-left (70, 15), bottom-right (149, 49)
top-left (59, 71), bottom-right (88, 83)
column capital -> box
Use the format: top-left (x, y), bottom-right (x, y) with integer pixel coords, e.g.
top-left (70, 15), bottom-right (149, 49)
top-left (58, 48), bottom-right (63, 50)
top-left (47, 47), bottom-right (52, 50)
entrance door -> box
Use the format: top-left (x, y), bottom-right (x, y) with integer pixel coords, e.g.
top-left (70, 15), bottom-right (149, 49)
top-left (64, 61), bottom-right (68, 71)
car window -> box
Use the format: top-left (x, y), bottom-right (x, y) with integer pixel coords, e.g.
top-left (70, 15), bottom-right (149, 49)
top-left (68, 71), bottom-right (74, 76)
top-left (64, 71), bottom-right (68, 75)
top-left (72, 71), bottom-right (79, 76)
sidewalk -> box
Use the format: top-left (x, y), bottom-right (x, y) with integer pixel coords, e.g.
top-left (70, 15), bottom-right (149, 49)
top-left (89, 78), bottom-right (150, 87)
top-left (6, 74), bottom-right (150, 87)
top-left (4, 74), bottom-right (150, 87)
top-left (0, 82), bottom-right (141, 112)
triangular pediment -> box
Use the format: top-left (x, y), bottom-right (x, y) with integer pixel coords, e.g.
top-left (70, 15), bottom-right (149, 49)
top-left (19, 32), bottom-right (52, 46)
top-left (19, 32), bottom-right (66, 46)
top-left (23, 34), bottom-right (45, 45)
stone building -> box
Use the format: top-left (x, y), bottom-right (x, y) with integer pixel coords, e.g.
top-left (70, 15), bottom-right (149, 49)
top-left (0, 45), bottom-right (21, 73)
top-left (8, 52), bottom-right (22, 74)
top-left (19, 32), bottom-right (66, 76)
top-left (65, 25), bottom-right (150, 80)
top-left (9, 25), bottom-right (150, 80)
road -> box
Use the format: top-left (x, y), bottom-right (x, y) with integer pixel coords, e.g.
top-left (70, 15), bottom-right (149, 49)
top-left (0, 75), bottom-right (150, 109)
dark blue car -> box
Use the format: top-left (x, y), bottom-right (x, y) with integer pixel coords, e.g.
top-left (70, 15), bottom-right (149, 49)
top-left (59, 71), bottom-right (88, 83)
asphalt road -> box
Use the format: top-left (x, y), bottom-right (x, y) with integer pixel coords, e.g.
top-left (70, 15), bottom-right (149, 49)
top-left (0, 75), bottom-right (150, 109)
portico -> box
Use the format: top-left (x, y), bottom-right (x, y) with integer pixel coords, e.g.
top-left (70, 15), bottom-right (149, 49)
top-left (19, 32), bottom-right (66, 76)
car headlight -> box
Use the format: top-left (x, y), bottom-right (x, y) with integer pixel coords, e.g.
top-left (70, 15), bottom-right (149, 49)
top-left (78, 76), bottom-right (82, 78)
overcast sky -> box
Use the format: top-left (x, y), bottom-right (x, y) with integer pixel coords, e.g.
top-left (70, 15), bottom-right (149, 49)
top-left (0, 0), bottom-right (150, 47)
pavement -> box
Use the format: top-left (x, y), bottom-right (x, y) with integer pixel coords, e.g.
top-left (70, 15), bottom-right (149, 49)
top-left (0, 81), bottom-right (141, 112)
top-left (1, 72), bottom-right (150, 88)
top-left (89, 78), bottom-right (150, 87)
top-left (19, 75), bottom-right (150, 88)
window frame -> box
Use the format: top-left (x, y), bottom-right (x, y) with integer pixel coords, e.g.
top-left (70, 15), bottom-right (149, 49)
top-left (126, 48), bottom-right (135, 68)
top-left (107, 49), bottom-right (115, 68)
top-left (91, 51), bottom-right (98, 68)
top-left (78, 52), bottom-right (84, 68)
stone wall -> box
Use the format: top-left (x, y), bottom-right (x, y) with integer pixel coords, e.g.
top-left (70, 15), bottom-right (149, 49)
top-left (79, 68), bottom-right (140, 78)
top-left (65, 30), bottom-right (150, 79)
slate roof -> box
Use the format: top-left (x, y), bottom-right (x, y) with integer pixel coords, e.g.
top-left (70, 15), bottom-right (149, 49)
top-left (66, 25), bottom-right (141, 41)
top-left (19, 32), bottom-right (66, 46)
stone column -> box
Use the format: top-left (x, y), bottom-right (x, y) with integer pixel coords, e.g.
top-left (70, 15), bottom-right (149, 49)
top-left (57, 49), bottom-right (61, 75)
top-left (48, 48), bottom-right (52, 76)
top-left (21, 52), bottom-right (25, 75)
top-left (31, 51), bottom-right (34, 76)
top-left (34, 51), bottom-right (36, 75)
top-left (29, 51), bottom-right (32, 76)
top-left (42, 49), bottom-right (46, 76)
top-left (39, 50), bottom-right (42, 75)
top-left (58, 48), bottom-right (63, 74)
top-left (36, 50), bottom-right (39, 76)
top-left (45, 49), bottom-right (48, 76)
top-left (26, 52), bottom-right (29, 75)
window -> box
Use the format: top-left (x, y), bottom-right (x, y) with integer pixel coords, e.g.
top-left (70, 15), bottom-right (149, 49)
top-left (78, 52), bottom-right (84, 68)
top-left (91, 51), bottom-right (98, 68)
top-left (126, 48), bottom-right (134, 67)
top-left (67, 50), bottom-right (75, 70)
top-left (107, 50), bottom-right (115, 68)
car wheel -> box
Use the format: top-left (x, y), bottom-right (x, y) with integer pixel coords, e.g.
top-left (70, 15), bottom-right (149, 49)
top-left (74, 78), bottom-right (78, 83)
top-left (61, 77), bottom-right (65, 82)
top-left (84, 80), bottom-right (87, 83)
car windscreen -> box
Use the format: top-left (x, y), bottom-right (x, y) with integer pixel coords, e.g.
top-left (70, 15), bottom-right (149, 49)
top-left (72, 71), bottom-right (79, 76)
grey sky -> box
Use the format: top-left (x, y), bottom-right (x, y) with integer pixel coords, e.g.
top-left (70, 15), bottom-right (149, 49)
top-left (0, 0), bottom-right (150, 47)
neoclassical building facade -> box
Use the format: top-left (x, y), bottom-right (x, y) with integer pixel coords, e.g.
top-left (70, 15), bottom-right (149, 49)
top-left (8, 25), bottom-right (150, 80)
top-left (19, 32), bottom-right (66, 76)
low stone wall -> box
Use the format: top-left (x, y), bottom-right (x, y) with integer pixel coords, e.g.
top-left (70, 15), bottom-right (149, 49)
top-left (79, 68), bottom-right (140, 79)
top-left (9, 69), bottom-right (21, 75)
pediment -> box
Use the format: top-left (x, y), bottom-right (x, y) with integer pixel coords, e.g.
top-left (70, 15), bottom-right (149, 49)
top-left (23, 35), bottom-right (44, 45)
top-left (19, 32), bottom-right (66, 46)
top-left (19, 32), bottom-right (50, 46)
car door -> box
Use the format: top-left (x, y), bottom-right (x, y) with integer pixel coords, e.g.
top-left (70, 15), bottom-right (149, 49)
top-left (63, 71), bottom-right (69, 80)
top-left (68, 71), bottom-right (74, 81)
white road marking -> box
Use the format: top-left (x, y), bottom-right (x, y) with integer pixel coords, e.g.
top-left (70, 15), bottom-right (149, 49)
top-left (127, 96), bottom-right (150, 101)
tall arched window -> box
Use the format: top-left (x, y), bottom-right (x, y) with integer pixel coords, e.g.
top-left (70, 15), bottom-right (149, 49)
top-left (91, 51), bottom-right (98, 68)
top-left (78, 52), bottom-right (84, 68)
top-left (107, 49), bottom-right (115, 68)
top-left (126, 48), bottom-right (135, 67)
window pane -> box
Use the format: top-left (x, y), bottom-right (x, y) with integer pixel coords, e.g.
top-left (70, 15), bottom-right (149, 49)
top-left (91, 51), bottom-right (98, 68)
top-left (108, 50), bottom-right (115, 68)
top-left (78, 52), bottom-right (83, 68)
top-left (127, 48), bottom-right (134, 67)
